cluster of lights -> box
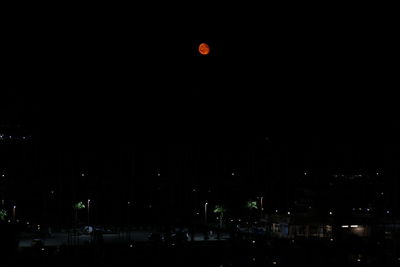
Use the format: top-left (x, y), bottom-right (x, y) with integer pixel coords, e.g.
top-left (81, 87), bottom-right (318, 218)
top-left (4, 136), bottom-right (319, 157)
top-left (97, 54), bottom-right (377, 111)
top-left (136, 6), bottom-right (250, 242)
top-left (0, 134), bottom-right (29, 141)
top-left (341, 225), bottom-right (359, 228)
top-left (333, 174), bottom-right (366, 179)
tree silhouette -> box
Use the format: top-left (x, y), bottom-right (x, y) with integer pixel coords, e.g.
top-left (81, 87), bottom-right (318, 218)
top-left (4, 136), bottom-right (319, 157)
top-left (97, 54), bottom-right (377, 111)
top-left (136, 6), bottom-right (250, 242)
top-left (246, 200), bottom-right (258, 232)
top-left (0, 209), bottom-right (7, 221)
top-left (213, 205), bottom-right (227, 229)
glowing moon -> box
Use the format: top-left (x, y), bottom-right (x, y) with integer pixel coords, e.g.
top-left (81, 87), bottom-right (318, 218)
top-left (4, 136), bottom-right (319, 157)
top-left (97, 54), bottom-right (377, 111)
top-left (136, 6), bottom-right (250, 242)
top-left (198, 43), bottom-right (210, 55)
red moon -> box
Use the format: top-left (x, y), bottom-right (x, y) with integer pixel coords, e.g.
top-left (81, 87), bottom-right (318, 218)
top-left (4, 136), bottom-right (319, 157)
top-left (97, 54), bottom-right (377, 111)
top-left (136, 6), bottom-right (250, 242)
top-left (198, 43), bottom-right (210, 55)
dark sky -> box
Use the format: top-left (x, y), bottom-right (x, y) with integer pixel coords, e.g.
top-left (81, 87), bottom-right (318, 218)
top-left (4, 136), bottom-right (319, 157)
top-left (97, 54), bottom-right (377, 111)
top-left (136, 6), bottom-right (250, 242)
top-left (2, 9), bottom-right (399, 168)
top-left (2, 9), bottom-right (399, 154)
top-left (3, 10), bottom-right (398, 139)
top-left (2, 11), bottom-right (397, 163)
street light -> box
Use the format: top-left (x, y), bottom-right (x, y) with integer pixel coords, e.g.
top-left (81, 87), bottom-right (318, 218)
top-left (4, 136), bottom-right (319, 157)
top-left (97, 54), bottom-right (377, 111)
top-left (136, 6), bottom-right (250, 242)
top-left (257, 196), bottom-right (264, 211)
top-left (87, 199), bottom-right (91, 227)
top-left (13, 205), bottom-right (16, 221)
top-left (204, 202), bottom-right (208, 225)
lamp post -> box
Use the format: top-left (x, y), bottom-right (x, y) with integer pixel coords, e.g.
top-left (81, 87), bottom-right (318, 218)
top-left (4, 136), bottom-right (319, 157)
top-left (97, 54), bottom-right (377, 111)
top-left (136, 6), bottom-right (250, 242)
top-left (204, 202), bottom-right (208, 225)
top-left (257, 196), bottom-right (264, 218)
top-left (87, 199), bottom-right (91, 227)
top-left (13, 205), bottom-right (16, 221)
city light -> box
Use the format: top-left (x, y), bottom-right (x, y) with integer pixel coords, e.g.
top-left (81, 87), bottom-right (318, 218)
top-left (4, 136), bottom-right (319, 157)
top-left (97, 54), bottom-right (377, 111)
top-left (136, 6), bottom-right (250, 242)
top-left (350, 225), bottom-right (358, 228)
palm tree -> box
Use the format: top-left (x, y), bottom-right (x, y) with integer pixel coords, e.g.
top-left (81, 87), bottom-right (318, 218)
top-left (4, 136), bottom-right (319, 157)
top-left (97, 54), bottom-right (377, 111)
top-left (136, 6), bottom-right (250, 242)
top-left (246, 200), bottom-right (258, 210)
top-left (0, 209), bottom-right (6, 221)
top-left (246, 200), bottom-right (258, 232)
top-left (213, 205), bottom-right (227, 229)
top-left (73, 201), bottom-right (86, 227)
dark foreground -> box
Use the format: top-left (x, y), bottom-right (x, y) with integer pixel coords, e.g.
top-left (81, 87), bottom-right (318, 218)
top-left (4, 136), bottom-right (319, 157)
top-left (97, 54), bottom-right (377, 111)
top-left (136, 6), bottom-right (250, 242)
top-left (3, 238), bottom-right (400, 267)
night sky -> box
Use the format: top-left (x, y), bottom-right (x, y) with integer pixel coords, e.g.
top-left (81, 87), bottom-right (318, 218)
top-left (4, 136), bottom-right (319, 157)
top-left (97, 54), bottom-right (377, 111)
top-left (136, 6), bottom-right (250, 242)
top-left (1, 9), bottom-right (399, 225)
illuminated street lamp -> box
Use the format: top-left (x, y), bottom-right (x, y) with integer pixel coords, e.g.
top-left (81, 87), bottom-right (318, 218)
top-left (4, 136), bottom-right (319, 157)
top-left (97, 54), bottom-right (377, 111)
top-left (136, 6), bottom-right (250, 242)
top-left (13, 205), bottom-right (16, 221)
top-left (87, 199), bottom-right (91, 227)
top-left (204, 202), bottom-right (208, 225)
